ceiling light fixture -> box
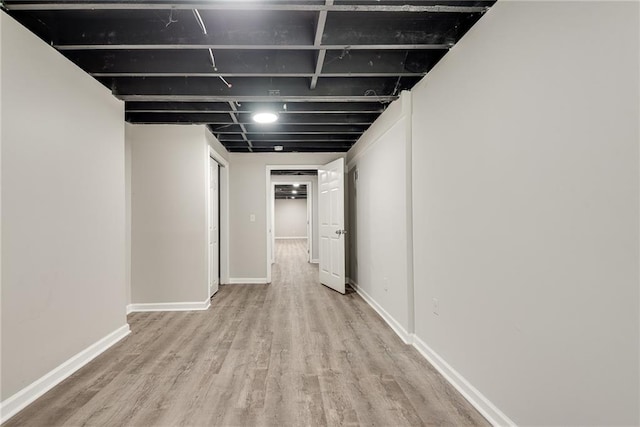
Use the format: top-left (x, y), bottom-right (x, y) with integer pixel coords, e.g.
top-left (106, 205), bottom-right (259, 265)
top-left (293, 183), bottom-right (300, 187)
top-left (252, 112), bottom-right (278, 124)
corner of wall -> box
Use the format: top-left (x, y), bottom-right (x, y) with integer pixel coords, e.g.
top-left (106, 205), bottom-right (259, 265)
top-left (346, 91), bottom-right (411, 169)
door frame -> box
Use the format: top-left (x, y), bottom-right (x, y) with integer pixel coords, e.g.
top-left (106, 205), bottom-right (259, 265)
top-left (208, 157), bottom-right (220, 297)
top-left (208, 146), bottom-right (230, 289)
top-left (265, 165), bottom-right (320, 284)
top-left (271, 180), bottom-right (313, 263)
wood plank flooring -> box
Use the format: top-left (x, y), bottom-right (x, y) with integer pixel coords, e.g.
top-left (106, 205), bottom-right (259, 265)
top-left (5, 239), bottom-right (489, 426)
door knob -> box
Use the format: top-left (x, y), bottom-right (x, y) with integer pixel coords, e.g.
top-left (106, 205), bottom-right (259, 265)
top-left (335, 229), bottom-right (348, 235)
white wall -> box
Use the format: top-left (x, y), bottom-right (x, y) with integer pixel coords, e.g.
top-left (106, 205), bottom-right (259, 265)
top-left (411, 1), bottom-right (639, 425)
top-left (346, 92), bottom-right (413, 337)
top-left (1, 10), bottom-right (127, 402)
top-left (128, 124), bottom-right (209, 304)
top-left (274, 198), bottom-right (308, 238)
top-left (229, 153), bottom-right (343, 280)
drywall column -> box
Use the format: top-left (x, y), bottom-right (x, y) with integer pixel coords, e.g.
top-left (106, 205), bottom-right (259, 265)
top-left (411, 1), bottom-right (639, 425)
top-left (128, 124), bottom-right (209, 307)
top-left (346, 92), bottom-right (413, 339)
top-left (1, 11), bottom-right (127, 412)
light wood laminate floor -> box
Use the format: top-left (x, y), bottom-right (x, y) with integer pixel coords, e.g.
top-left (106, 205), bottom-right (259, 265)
top-left (5, 239), bottom-right (489, 426)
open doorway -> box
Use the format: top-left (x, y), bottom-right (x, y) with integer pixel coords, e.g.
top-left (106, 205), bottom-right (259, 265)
top-left (266, 168), bottom-right (319, 283)
top-left (273, 182), bottom-right (311, 262)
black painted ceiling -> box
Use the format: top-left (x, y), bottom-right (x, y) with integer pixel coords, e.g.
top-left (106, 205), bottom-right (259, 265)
top-left (3, 0), bottom-right (495, 153)
top-left (275, 184), bottom-right (308, 199)
top-left (271, 169), bottom-right (317, 176)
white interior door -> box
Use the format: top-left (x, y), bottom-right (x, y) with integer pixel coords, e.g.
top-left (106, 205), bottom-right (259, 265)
top-left (318, 158), bottom-right (346, 294)
top-left (209, 158), bottom-right (220, 297)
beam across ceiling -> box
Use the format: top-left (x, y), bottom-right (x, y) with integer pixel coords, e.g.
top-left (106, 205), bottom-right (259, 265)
top-left (124, 101), bottom-right (385, 113)
top-left (129, 112), bottom-right (378, 124)
top-left (119, 95), bottom-right (398, 102)
top-left (5, 2), bottom-right (490, 13)
top-left (105, 76), bottom-right (416, 98)
top-left (127, 108), bottom-right (384, 114)
top-left (92, 72), bottom-right (426, 78)
top-left (56, 44), bottom-right (452, 51)
top-left (69, 48), bottom-right (441, 77)
top-left (227, 101), bottom-right (253, 152)
top-left (310, 0), bottom-right (333, 90)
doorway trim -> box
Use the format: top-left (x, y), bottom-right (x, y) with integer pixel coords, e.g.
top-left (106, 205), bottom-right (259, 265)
top-left (265, 164), bottom-right (321, 284)
top-left (208, 146), bottom-right (230, 286)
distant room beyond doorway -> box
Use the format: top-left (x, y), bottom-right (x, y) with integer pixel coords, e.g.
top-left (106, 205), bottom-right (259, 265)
top-left (274, 183), bottom-right (310, 262)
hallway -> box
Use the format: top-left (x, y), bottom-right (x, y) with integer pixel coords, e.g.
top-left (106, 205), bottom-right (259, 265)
top-left (6, 239), bottom-right (487, 426)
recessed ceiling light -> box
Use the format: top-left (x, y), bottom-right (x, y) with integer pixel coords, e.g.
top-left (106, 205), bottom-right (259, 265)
top-left (252, 112), bottom-right (278, 123)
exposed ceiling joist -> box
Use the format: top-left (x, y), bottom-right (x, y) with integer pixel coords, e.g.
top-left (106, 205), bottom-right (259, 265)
top-left (128, 112), bottom-right (377, 124)
top-left (5, 2), bottom-right (489, 13)
top-left (214, 131), bottom-right (365, 135)
top-left (310, 0), bottom-right (333, 90)
top-left (56, 44), bottom-right (452, 51)
top-left (124, 101), bottom-right (385, 113)
top-left (92, 72), bottom-right (425, 78)
top-left (119, 95), bottom-right (398, 102)
top-left (127, 109), bottom-right (384, 114)
top-left (227, 101), bottom-right (253, 152)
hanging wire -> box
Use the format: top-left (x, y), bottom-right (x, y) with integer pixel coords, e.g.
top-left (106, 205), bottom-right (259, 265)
top-left (192, 9), bottom-right (217, 70)
top-left (391, 76), bottom-right (402, 97)
top-left (219, 76), bottom-right (232, 88)
top-left (193, 8), bottom-right (230, 87)
top-left (192, 9), bottom-right (207, 34)
top-left (208, 49), bottom-right (217, 70)
top-left (364, 89), bottom-right (387, 105)
top-left (165, 9), bottom-right (178, 27)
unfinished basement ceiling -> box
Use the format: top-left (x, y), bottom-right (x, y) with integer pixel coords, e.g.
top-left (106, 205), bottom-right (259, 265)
top-left (275, 184), bottom-right (308, 199)
top-left (3, 0), bottom-right (495, 153)
top-left (271, 169), bottom-right (318, 176)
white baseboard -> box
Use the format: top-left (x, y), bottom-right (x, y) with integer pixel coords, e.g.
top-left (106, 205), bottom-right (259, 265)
top-left (349, 279), bottom-right (514, 427)
top-left (349, 279), bottom-right (412, 344)
top-left (128, 300), bottom-right (210, 312)
top-left (274, 237), bottom-right (307, 240)
top-left (0, 324), bottom-right (130, 424)
top-left (412, 335), bottom-right (516, 427)
top-left (311, 258), bottom-right (319, 264)
top-left (126, 304), bottom-right (133, 315)
top-left (228, 278), bottom-right (268, 284)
